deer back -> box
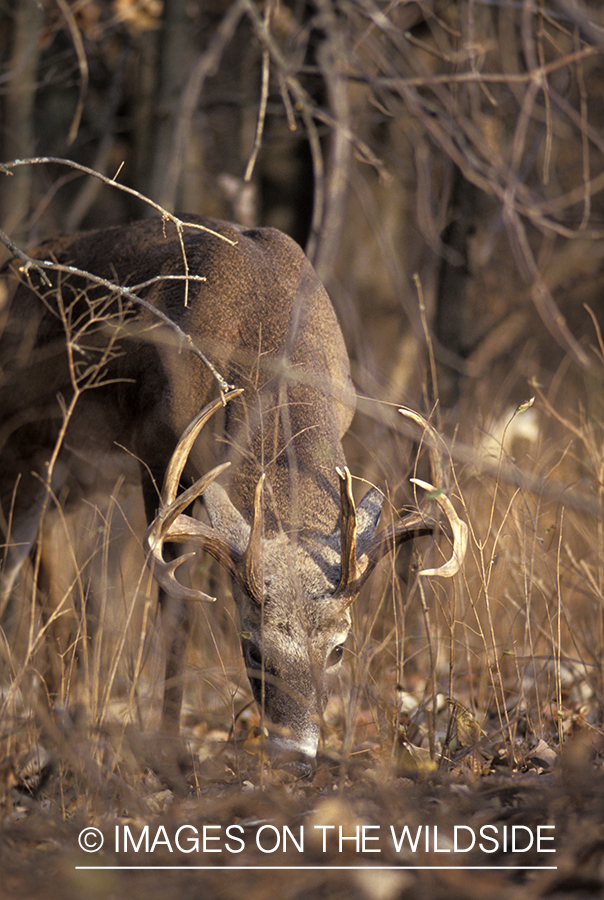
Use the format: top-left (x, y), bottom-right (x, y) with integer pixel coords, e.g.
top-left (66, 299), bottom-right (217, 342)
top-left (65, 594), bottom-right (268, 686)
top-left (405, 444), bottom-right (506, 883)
top-left (2, 216), bottom-right (355, 531)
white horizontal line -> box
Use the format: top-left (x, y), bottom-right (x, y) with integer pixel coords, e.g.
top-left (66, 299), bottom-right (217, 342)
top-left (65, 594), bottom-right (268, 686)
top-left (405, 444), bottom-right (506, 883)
top-left (75, 865), bottom-right (558, 871)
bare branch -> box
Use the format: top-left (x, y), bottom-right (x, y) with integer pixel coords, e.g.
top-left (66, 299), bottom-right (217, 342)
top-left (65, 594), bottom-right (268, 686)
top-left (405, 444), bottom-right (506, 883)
top-left (0, 226), bottom-right (51, 285)
top-left (6, 251), bottom-right (233, 395)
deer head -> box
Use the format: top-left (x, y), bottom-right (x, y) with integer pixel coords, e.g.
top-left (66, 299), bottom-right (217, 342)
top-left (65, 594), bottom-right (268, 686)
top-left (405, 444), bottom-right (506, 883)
top-left (145, 392), bottom-right (465, 759)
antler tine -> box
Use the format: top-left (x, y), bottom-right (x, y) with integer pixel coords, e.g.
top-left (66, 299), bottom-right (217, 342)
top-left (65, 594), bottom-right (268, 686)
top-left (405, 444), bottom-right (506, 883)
top-left (151, 462), bottom-right (231, 543)
top-left (336, 466), bottom-right (359, 593)
top-left (144, 388), bottom-right (243, 602)
top-left (397, 409), bottom-right (468, 577)
top-left (145, 459), bottom-right (233, 601)
top-left (335, 480), bottom-right (467, 605)
top-left (410, 478), bottom-right (468, 578)
top-left (243, 473), bottom-right (266, 604)
top-left (161, 388), bottom-right (243, 508)
top-left (358, 482), bottom-right (467, 589)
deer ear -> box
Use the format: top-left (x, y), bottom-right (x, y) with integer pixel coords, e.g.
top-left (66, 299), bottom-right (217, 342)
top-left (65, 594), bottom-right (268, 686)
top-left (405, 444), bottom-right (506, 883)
top-left (202, 481), bottom-right (250, 554)
top-left (355, 487), bottom-right (384, 555)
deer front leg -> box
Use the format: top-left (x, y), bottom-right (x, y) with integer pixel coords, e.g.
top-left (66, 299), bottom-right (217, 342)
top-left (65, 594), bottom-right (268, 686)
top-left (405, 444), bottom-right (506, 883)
top-left (158, 576), bottom-right (193, 735)
top-left (37, 510), bottom-right (80, 704)
top-left (141, 469), bottom-right (190, 734)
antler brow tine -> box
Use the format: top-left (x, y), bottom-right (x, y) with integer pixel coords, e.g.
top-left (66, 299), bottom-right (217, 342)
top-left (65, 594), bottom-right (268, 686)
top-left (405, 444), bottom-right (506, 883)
top-left (243, 473), bottom-right (266, 604)
top-left (336, 466), bottom-right (359, 592)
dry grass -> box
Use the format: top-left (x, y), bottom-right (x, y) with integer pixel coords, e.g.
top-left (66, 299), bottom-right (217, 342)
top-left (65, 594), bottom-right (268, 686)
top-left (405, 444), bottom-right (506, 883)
top-left (2, 355), bottom-right (604, 898)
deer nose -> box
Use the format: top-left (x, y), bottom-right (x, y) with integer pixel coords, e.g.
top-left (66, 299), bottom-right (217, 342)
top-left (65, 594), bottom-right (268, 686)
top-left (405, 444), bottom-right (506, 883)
top-left (268, 733), bottom-right (317, 776)
top-left (269, 729), bottom-right (319, 761)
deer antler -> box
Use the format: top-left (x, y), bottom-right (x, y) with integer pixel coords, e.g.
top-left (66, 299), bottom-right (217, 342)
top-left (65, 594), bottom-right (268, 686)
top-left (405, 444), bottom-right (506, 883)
top-left (144, 388), bottom-right (267, 604)
top-left (144, 390), bottom-right (241, 601)
top-left (398, 407), bottom-right (469, 576)
top-left (242, 473), bottom-right (266, 603)
top-left (409, 478), bottom-right (468, 577)
top-left (334, 467), bottom-right (467, 599)
top-left (336, 466), bottom-right (359, 589)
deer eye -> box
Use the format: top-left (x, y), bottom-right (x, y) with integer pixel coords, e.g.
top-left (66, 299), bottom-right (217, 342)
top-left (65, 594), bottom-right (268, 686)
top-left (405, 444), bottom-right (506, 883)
top-left (242, 638), bottom-right (263, 668)
top-left (328, 644), bottom-right (345, 667)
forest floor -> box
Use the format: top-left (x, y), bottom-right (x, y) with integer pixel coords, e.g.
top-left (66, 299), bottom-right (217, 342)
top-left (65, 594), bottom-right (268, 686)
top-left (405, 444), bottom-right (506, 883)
top-left (1, 691), bottom-right (602, 900)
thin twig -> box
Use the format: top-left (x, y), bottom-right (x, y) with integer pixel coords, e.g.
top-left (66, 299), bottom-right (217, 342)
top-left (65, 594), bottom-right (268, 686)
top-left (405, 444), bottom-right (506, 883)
top-left (0, 226), bottom-right (51, 285)
top-left (0, 158), bottom-right (238, 393)
top-left (14, 255), bottom-right (233, 395)
top-left (55, 0), bottom-right (88, 144)
top-left (244, 0), bottom-right (273, 184)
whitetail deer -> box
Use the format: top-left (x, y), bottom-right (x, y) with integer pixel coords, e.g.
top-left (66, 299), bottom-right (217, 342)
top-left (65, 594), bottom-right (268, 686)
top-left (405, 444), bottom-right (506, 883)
top-left (0, 215), bottom-right (465, 760)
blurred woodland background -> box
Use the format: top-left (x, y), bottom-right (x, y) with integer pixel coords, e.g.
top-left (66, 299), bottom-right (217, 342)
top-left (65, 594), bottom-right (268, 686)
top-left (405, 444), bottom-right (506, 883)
top-left (3, 2), bottom-right (604, 897)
